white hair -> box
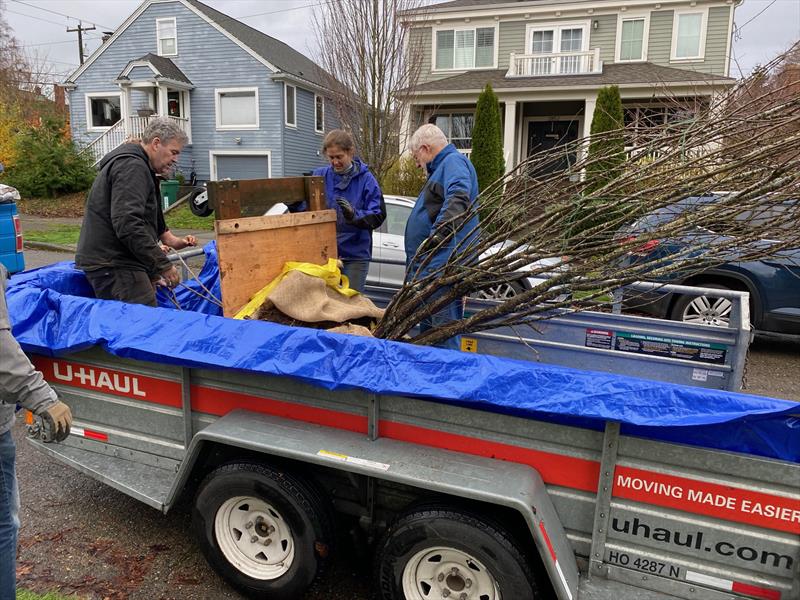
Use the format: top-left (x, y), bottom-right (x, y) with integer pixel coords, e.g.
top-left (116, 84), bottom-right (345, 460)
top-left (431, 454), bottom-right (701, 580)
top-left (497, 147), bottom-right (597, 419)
top-left (409, 123), bottom-right (448, 152)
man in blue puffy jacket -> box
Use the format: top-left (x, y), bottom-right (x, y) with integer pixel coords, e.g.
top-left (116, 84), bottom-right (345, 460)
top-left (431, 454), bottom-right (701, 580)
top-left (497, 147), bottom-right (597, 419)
top-left (294, 130), bottom-right (385, 292)
top-left (405, 124), bottom-right (480, 350)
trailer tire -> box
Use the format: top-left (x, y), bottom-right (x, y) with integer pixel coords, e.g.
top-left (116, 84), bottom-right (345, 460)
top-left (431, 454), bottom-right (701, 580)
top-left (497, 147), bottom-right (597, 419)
top-left (189, 189), bottom-right (213, 217)
top-left (376, 507), bottom-right (538, 600)
top-left (192, 462), bottom-right (332, 600)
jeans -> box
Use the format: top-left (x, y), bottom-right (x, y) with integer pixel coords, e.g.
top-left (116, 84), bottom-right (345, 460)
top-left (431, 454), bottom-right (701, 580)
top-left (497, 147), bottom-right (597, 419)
top-left (0, 429), bottom-right (19, 600)
top-left (342, 260), bottom-right (369, 293)
top-left (419, 288), bottom-right (464, 351)
top-left (84, 268), bottom-right (157, 306)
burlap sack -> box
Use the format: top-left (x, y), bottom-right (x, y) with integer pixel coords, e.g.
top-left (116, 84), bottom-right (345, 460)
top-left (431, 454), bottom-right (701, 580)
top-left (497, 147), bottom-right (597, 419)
top-left (267, 270), bottom-right (384, 323)
top-left (326, 324), bottom-right (375, 337)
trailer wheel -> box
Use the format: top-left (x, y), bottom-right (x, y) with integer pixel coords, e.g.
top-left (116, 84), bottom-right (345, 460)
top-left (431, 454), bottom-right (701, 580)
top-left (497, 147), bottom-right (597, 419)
top-left (376, 507), bottom-right (538, 600)
top-left (189, 188), bottom-right (213, 217)
top-left (193, 462), bottom-right (332, 599)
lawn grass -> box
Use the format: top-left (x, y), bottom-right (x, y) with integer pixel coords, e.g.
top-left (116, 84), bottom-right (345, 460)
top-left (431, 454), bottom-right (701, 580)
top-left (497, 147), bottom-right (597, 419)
top-left (17, 590), bottom-right (79, 600)
top-left (24, 225), bottom-right (82, 246)
top-left (165, 204), bottom-right (214, 231)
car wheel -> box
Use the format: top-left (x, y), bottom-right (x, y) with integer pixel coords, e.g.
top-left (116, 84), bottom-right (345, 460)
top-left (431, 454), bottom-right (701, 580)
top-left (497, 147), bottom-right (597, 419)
top-left (189, 189), bottom-right (213, 217)
top-left (472, 280), bottom-right (525, 301)
top-left (670, 283), bottom-right (735, 327)
top-left (193, 462), bottom-right (332, 599)
top-left (376, 506), bottom-right (539, 600)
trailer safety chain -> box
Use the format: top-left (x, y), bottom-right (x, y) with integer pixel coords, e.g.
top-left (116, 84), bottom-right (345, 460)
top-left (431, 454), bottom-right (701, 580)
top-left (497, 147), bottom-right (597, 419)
top-left (164, 248), bottom-right (224, 310)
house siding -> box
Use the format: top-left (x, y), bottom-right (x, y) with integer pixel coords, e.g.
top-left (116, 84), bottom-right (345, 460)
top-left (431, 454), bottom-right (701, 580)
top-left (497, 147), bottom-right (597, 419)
top-left (67, 0), bottom-right (332, 182)
top-left (498, 21), bottom-right (525, 70)
top-left (590, 14), bottom-right (617, 65)
top-left (647, 10), bottom-right (674, 66)
top-left (646, 6), bottom-right (729, 76)
top-left (409, 27), bottom-right (435, 84)
top-left (282, 86), bottom-right (328, 176)
top-left (705, 6), bottom-right (731, 76)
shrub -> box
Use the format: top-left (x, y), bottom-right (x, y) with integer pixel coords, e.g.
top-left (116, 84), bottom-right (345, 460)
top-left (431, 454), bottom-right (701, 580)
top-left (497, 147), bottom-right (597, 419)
top-left (470, 83), bottom-right (504, 193)
top-left (5, 116), bottom-right (95, 198)
top-left (586, 85), bottom-right (625, 193)
top-left (379, 154), bottom-right (427, 197)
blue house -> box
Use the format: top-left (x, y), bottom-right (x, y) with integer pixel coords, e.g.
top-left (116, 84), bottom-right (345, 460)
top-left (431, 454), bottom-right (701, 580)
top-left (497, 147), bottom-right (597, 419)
top-left (62, 0), bottom-right (332, 182)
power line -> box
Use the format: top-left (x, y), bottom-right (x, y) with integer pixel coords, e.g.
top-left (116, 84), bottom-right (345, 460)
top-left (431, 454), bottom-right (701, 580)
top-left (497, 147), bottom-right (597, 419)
top-left (10, 0), bottom-right (113, 30)
top-left (5, 7), bottom-right (69, 27)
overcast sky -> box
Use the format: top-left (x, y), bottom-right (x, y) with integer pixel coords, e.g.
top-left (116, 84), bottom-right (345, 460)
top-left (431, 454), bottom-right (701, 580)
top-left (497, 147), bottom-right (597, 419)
top-left (5, 0), bottom-right (799, 84)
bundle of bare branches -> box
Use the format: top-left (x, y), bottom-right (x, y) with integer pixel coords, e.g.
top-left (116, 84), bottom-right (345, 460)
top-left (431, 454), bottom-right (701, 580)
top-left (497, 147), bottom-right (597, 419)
top-left (376, 46), bottom-right (800, 346)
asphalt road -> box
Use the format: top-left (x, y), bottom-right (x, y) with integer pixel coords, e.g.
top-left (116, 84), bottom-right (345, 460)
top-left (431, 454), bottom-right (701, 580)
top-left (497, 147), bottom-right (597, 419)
top-left (11, 248), bottom-right (799, 599)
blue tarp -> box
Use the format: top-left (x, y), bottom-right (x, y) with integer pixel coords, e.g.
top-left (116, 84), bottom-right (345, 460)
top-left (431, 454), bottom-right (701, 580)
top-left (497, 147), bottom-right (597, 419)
top-left (7, 242), bottom-right (799, 462)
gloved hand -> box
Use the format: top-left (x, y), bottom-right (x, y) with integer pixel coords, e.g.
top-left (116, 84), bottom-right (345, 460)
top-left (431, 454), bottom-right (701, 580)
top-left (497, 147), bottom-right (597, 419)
top-left (336, 197), bottom-right (355, 220)
top-left (38, 400), bottom-right (72, 442)
top-left (419, 231), bottom-right (445, 254)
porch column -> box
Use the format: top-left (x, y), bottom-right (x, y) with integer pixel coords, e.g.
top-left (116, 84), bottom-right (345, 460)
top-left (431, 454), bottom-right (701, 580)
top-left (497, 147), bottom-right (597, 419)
top-left (156, 85), bottom-right (168, 116)
top-left (579, 96), bottom-right (597, 165)
top-left (399, 103), bottom-right (414, 155)
top-left (503, 100), bottom-right (517, 173)
top-left (121, 86), bottom-right (132, 136)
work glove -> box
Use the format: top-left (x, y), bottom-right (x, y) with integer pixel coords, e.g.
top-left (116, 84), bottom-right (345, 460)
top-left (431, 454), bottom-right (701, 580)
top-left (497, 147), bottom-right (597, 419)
top-left (336, 197), bottom-right (355, 221)
top-left (419, 231), bottom-right (446, 254)
top-left (38, 400), bottom-right (72, 442)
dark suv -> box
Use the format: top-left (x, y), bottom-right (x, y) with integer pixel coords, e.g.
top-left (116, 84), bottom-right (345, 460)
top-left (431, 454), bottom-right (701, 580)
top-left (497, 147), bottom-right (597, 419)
top-left (620, 195), bottom-right (800, 337)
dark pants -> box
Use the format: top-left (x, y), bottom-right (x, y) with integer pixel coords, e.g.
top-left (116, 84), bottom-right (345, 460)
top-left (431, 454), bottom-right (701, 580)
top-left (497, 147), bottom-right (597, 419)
top-left (342, 259), bottom-right (369, 293)
top-left (84, 268), bottom-right (157, 306)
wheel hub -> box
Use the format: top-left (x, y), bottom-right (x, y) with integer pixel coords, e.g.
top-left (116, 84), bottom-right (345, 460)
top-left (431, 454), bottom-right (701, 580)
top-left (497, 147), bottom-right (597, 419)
top-left (402, 547), bottom-right (499, 600)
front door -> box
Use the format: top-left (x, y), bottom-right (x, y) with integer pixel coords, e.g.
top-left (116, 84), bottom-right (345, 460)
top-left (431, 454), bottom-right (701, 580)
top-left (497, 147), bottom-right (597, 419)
top-left (526, 119), bottom-right (580, 175)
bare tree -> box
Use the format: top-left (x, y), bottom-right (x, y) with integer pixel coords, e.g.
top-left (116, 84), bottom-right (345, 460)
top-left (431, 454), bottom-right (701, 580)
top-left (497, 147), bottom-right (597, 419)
top-left (313, 0), bottom-right (426, 181)
top-left (375, 46), bottom-right (800, 346)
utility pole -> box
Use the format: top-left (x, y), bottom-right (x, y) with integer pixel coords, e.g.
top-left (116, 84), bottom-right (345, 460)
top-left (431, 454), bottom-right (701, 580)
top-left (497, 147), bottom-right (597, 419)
top-left (66, 22), bottom-right (96, 65)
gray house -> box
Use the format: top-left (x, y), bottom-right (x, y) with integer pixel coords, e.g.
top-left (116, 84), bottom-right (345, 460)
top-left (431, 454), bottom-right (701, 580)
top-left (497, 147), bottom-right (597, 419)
top-left (401, 0), bottom-right (739, 171)
top-left (62, 0), bottom-right (332, 182)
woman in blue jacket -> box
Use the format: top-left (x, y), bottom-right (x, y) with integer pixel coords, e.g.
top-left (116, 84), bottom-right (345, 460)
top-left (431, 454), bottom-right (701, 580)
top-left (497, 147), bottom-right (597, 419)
top-left (307, 130), bottom-right (386, 292)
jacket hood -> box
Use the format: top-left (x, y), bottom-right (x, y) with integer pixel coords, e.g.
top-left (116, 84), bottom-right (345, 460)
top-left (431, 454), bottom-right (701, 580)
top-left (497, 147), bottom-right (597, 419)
top-left (97, 143), bottom-right (152, 172)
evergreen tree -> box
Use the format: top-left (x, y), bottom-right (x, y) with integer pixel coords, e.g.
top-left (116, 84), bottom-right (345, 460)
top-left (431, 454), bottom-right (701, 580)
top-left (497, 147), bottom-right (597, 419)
top-left (586, 85), bottom-right (625, 192)
top-left (470, 83), bottom-right (504, 192)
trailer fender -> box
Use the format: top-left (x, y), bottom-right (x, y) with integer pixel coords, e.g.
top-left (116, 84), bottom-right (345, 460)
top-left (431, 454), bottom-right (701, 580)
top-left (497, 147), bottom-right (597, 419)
top-left (169, 409), bottom-right (579, 600)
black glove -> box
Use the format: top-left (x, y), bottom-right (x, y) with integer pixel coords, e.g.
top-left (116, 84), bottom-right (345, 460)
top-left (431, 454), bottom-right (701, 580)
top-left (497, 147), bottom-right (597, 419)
top-left (336, 197), bottom-right (355, 220)
top-left (419, 231), bottom-right (446, 254)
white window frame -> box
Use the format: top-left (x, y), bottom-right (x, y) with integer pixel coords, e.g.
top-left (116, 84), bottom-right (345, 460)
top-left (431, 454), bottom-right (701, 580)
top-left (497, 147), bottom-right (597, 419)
top-left (314, 94), bottom-right (324, 134)
top-left (670, 7), bottom-right (708, 62)
top-left (525, 21), bottom-right (591, 55)
top-left (156, 17), bottom-right (177, 57)
top-left (84, 91), bottom-right (122, 132)
top-left (285, 84), bottom-right (297, 128)
top-left (615, 13), bottom-right (650, 63)
top-left (214, 87), bottom-right (259, 131)
top-left (432, 23), bottom-right (499, 72)
top-left (209, 150), bottom-right (271, 181)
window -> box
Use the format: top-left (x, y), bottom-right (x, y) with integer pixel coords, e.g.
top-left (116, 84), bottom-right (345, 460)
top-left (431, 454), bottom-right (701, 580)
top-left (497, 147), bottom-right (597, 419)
top-left (384, 204), bottom-right (412, 236)
top-left (671, 10), bottom-right (706, 60)
top-left (156, 17), bottom-right (177, 56)
top-left (434, 26), bottom-right (495, 70)
top-left (85, 93), bottom-right (121, 130)
top-left (430, 113), bottom-right (474, 150)
top-left (315, 94), bottom-right (324, 133)
top-left (527, 23), bottom-right (589, 75)
top-left (215, 88), bottom-right (259, 130)
top-left (618, 17), bottom-right (647, 62)
top-left (285, 84), bottom-right (296, 127)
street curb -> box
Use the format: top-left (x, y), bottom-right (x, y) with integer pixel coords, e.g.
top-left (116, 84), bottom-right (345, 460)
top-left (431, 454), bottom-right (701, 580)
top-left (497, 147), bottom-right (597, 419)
top-left (24, 241), bottom-right (77, 253)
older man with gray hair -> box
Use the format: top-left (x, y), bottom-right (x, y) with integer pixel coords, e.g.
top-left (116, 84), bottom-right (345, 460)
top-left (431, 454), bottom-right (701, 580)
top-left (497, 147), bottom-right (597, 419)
top-left (77, 117), bottom-right (196, 306)
top-left (405, 123), bottom-right (480, 350)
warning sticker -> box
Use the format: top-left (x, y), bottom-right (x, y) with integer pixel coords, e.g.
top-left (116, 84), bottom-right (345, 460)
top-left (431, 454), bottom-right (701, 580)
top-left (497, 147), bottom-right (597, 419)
top-left (585, 328), bottom-right (613, 350)
top-left (317, 450), bottom-right (390, 471)
top-left (614, 332), bottom-right (727, 365)
top-left (461, 337), bottom-right (478, 353)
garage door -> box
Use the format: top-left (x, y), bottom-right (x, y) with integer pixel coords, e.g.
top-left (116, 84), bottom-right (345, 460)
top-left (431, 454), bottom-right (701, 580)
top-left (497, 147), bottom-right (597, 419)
top-left (214, 154), bottom-right (270, 180)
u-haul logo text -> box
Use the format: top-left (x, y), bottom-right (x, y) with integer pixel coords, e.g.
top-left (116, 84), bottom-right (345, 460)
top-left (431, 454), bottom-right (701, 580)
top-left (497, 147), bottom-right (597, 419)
top-left (33, 357), bottom-right (182, 408)
top-left (53, 362), bottom-right (146, 397)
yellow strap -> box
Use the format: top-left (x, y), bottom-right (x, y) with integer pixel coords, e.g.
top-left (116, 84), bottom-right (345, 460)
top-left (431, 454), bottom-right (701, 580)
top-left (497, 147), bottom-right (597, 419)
top-left (233, 258), bottom-right (358, 320)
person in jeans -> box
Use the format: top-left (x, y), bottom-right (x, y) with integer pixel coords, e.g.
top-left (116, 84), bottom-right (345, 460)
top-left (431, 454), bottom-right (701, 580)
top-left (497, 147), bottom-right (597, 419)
top-left (404, 124), bottom-right (480, 350)
top-left (1, 265), bottom-right (72, 598)
top-left (293, 130), bottom-right (385, 292)
top-left (76, 117), bottom-right (196, 306)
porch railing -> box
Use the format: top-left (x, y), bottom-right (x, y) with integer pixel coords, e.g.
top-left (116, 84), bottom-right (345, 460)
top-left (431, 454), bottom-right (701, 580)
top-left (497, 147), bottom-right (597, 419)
top-left (506, 48), bottom-right (602, 77)
top-left (82, 115), bottom-right (190, 166)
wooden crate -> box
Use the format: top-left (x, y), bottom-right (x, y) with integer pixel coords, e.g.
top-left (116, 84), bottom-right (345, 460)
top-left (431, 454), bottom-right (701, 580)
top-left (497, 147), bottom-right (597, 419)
top-left (215, 210), bottom-right (337, 317)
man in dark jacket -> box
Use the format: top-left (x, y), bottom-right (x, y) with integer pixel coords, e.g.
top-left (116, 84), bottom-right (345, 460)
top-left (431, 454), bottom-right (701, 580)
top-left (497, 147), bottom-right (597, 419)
top-left (76, 117), bottom-right (194, 306)
top-left (405, 123), bottom-right (480, 350)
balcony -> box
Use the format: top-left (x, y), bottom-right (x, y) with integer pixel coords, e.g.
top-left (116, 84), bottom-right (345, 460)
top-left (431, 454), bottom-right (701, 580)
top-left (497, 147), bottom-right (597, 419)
top-left (507, 49), bottom-right (602, 78)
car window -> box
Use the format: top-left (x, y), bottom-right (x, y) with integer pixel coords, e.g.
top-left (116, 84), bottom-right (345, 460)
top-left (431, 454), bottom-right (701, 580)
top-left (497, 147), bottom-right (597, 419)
top-left (385, 204), bottom-right (413, 236)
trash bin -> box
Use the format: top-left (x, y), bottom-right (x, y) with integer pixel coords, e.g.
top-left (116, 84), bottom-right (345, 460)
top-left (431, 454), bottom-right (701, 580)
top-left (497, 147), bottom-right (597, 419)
top-left (160, 179), bottom-right (180, 210)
